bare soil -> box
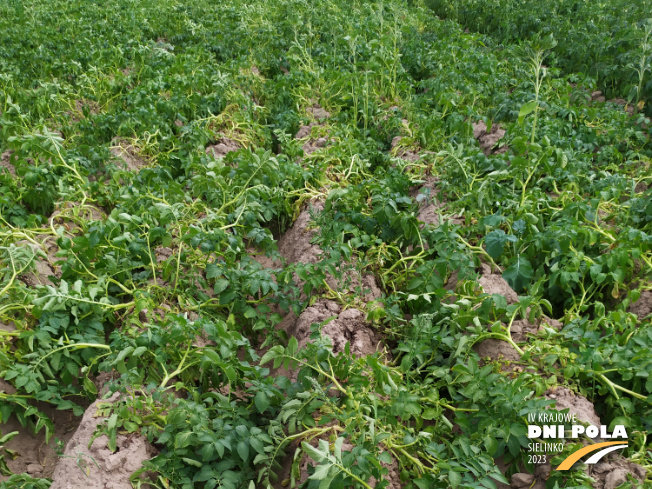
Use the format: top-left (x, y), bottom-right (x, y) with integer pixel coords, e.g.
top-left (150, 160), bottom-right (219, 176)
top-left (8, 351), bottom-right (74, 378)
top-left (544, 386), bottom-right (601, 427)
top-left (0, 396), bottom-right (82, 480)
top-left (277, 200), bottom-right (325, 265)
top-left (326, 271), bottom-right (382, 302)
top-left (277, 200), bottom-right (382, 301)
top-left (590, 455), bottom-right (647, 489)
top-left (411, 177), bottom-right (463, 228)
top-left (472, 120), bottom-right (507, 155)
top-left (478, 263), bottom-right (518, 304)
top-left (295, 124), bottom-right (332, 156)
top-left (627, 289), bottom-right (652, 321)
top-left (277, 299), bottom-right (384, 360)
top-left (511, 316), bottom-right (561, 343)
top-left (473, 338), bottom-right (521, 362)
top-left (154, 246), bottom-right (174, 263)
top-left (307, 104), bottom-right (330, 120)
top-left (591, 90), bottom-right (607, 103)
top-left (49, 393), bottom-right (157, 489)
top-left (205, 137), bottom-right (241, 159)
top-left (590, 91), bottom-right (635, 115)
top-left (0, 151), bottom-right (15, 177)
top-left (50, 202), bottom-right (106, 235)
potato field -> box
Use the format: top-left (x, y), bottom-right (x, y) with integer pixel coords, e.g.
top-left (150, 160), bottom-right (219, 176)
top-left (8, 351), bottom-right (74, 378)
top-left (0, 0), bottom-right (651, 488)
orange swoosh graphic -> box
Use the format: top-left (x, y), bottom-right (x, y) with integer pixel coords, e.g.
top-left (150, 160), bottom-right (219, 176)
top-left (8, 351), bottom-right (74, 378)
top-left (556, 441), bottom-right (627, 470)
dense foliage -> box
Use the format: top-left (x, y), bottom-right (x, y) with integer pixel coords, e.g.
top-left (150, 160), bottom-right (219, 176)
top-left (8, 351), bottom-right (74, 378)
top-left (426, 0), bottom-right (652, 109)
top-left (0, 0), bottom-right (650, 488)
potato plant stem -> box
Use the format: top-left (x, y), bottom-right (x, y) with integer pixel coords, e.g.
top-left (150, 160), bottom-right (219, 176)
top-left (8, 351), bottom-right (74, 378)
top-left (33, 343), bottom-right (111, 370)
top-left (595, 373), bottom-right (648, 402)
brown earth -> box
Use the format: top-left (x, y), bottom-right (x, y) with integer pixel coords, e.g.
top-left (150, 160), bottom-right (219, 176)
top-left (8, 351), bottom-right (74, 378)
top-left (247, 246), bottom-right (281, 270)
top-left (277, 299), bottom-right (384, 360)
top-left (494, 456), bottom-right (551, 489)
top-left (205, 137), bottom-right (241, 159)
top-left (627, 288), bottom-right (652, 321)
top-left (369, 452), bottom-right (401, 489)
top-left (473, 313), bottom-right (561, 365)
top-left (590, 455), bottom-right (647, 489)
top-left (277, 200), bottom-right (382, 301)
top-left (608, 98), bottom-right (635, 115)
top-left (500, 452), bottom-right (646, 489)
top-left (0, 396), bottom-right (81, 480)
top-left (307, 105), bottom-right (330, 120)
top-left (478, 263), bottom-right (518, 304)
top-left (590, 91), bottom-right (635, 115)
top-left (265, 170), bottom-right (397, 489)
top-left (472, 120), bottom-right (507, 155)
top-left (294, 124), bottom-right (315, 140)
top-left (49, 393), bottom-right (157, 489)
top-left (277, 200), bottom-right (325, 265)
top-left (474, 263), bottom-right (562, 362)
top-left (302, 136), bottom-right (330, 155)
top-left (509, 472), bottom-right (537, 489)
top-left (411, 177), bottom-right (463, 228)
top-left (70, 99), bottom-right (101, 122)
top-left (474, 338), bottom-right (521, 362)
top-left (154, 246), bottom-right (174, 263)
top-left (20, 258), bottom-right (56, 287)
top-left (295, 124), bottom-right (332, 156)
top-left (544, 387), bottom-right (601, 427)
top-left (50, 202), bottom-right (106, 235)
top-left (591, 90), bottom-right (607, 103)
top-left (326, 271), bottom-right (382, 303)
top-left (272, 436), bottom-right (338, 489)
top-left (497, 429), bottom-right (645, 489)
top-left (511, 316), bottom-right (561, 343)
top-left (0, 151), bottom-right (15, 177)
top-left (296, 105), bottom-right (331, 155)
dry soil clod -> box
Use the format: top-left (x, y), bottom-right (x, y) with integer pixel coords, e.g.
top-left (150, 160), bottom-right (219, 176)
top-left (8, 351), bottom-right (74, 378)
top-left (277, 299), bottom-right (384, 365)
top-left (590, 456), bottom-right (647, 489)
top-left (474, 338), bottom-right (521, 363)
top-left (0, 403), bottom-right (81, 481)
top-left (205, 137), bottom-right (241, 159)
top-left (277, 200), bottom-right (325, 265)
top-left (307, 104), bottom-right (330, 120)
top-left (295, 123), bottom-right (332, 156)
top-left (478, 263), bottom-right (518, 304)
top-left (275, 200), bottom-right (386, 368)
top-left (544, 386), bottom-right (601, 427)
top-left (591, 90), bottom-right (607, 103)
top-left (411, 177), bottom-right (463, 228)
top-left (627, 289), bottom-right (652, 321)
top-left (0, 151), bottom-right (15, 177)
top-left (472, 120), bottom-right (507, 155)
top-left (49, 392), bottom-right (157, 489)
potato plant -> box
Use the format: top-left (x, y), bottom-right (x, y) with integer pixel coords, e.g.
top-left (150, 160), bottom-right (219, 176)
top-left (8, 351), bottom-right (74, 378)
top-left (0, 0), bottom-right (651, 488)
